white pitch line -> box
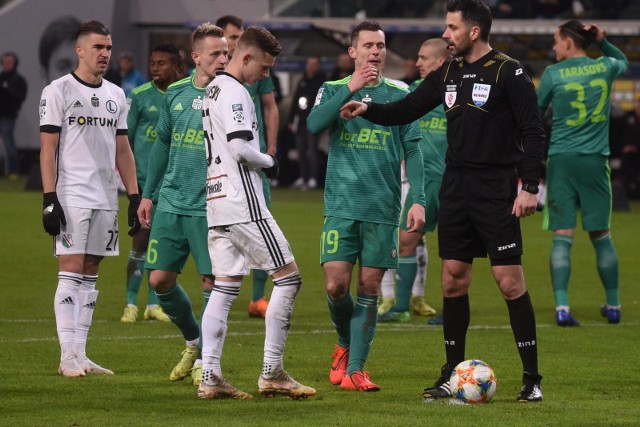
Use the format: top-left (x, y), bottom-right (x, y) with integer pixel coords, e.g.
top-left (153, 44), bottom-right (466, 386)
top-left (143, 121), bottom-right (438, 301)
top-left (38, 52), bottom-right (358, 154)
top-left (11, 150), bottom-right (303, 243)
top-left (1, 321), bottom-right (637, 344)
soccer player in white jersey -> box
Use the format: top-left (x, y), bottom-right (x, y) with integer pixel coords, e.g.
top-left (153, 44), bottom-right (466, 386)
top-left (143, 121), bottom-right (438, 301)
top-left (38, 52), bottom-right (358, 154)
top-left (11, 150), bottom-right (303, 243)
top-left (198, 26), bottom-right (315, 400)
top-left (39, 20), bottom-right (140, 377)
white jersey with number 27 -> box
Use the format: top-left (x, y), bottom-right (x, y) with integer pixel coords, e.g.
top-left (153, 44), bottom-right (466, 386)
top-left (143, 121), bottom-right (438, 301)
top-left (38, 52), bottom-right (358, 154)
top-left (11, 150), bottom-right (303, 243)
top-left (39, 73), bottom-right (128, 210)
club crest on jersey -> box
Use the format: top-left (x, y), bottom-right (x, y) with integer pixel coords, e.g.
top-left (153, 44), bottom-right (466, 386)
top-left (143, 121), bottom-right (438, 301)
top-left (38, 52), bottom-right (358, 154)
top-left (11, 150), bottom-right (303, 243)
top-left (91, 96), bottom-right (99, 107)
top-left (362, 94), bottom-right (372, 103)
top-left (106, 100), bottom-right (118, 113)
top-left (61, 234), bottom-right (74, 248)
top-left (445, 90), bottom-right (457, 108)
top-left (232, 104), bottom-right (244, 124)
top-left (192, 97), bottom-right (203, 110)
top-left (472, 83), bottom-right (491, 107)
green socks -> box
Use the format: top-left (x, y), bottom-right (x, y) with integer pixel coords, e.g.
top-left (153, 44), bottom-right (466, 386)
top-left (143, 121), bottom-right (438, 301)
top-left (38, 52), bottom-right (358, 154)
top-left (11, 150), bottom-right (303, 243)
top-left (550, 235), bottom-right (573, 307)
top-left (125, 251), bottom-right (145, 305)
top-left (327, 293), bottom-right (354, 348)
top-left (155, 284), bottom-right (199, 341)
top-left (347, 294), bottom-right (378, 374)
top-left (591, 234), bottom-right (619, 306)
top-left (251, 269), bottom-right (268, 302)
top-left (395, 256), bottom-right (417, 312)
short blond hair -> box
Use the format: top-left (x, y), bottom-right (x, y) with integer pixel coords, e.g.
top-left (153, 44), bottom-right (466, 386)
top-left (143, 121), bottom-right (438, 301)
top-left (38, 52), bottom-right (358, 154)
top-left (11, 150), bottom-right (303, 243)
top-left (192, 22), bottom-right (225, 51)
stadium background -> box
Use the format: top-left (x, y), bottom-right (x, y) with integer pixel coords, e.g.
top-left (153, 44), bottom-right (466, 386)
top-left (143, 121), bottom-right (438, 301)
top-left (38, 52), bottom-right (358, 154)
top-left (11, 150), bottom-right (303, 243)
top-left (1, 0), bottom-right (639, 178)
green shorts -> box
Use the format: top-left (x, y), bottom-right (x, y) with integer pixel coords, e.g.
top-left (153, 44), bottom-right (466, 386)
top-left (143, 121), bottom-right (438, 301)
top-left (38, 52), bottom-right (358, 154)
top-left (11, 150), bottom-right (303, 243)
top-left (544, 154), bottom-right (612, 231)
top-left (145, 210), bottom-right (212, 274)
top-left (262, 172), bottom-right (271, 209)
top-left (401, 179), bottom-right (440, 232)
top-left (320, 216), bottom-right (398, 269)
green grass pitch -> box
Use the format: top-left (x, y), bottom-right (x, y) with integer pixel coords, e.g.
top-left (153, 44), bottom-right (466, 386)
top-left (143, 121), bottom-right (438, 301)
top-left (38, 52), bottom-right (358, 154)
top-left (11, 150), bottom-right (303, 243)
top-left (1, 181), bottom-right (638, 426)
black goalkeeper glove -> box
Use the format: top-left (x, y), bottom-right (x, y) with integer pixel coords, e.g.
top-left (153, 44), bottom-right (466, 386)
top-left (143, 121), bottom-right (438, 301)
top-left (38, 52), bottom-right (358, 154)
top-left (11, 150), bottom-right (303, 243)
top-left (42, 192), bottom-right (66, 236)
top-left (127, 194), bottom-right (141, 236)
top-left (262, 154), bottom-right (279, 179)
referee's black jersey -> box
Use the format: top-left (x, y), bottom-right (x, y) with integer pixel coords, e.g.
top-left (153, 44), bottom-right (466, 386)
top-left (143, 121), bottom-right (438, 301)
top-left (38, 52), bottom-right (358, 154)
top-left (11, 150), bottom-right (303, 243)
top-left (364, 49), bottom-right (545, 184)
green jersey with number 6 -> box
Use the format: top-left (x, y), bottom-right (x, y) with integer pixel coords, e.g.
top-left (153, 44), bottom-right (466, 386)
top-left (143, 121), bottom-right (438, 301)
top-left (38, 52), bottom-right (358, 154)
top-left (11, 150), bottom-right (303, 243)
top-left (537, 39), bottom-right (628, 156)
top-left (142, 76), bottom-right (207, 216)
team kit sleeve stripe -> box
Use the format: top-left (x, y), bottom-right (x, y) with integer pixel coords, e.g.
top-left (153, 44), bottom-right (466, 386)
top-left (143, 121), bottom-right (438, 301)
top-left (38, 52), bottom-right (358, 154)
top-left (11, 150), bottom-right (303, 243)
top-left (227, 130), bottom-right (253, 142)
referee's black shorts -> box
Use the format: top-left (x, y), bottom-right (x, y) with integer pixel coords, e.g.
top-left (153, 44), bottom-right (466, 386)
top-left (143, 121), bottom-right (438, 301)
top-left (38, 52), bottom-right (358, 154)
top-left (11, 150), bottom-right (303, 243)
top-left (438, 166), bottom-right (523, 262)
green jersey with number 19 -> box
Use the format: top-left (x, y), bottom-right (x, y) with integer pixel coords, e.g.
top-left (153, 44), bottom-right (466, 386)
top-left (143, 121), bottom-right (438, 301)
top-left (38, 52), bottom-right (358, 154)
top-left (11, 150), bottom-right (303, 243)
top-left (537, 39), bottom-right (628, 156)
top-left (147, 76), bottom-right (207, 216)
top-left (308, 77), bottom-right (424, 226)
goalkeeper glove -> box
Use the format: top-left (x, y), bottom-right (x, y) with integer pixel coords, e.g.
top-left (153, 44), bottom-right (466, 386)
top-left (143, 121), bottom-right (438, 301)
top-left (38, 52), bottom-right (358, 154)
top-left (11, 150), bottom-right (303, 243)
top-left (262, 154), bottom-right (279, 179)
top-left (42, 192), bottom-right (66, 236)
top-left (127, 194), bottom-right (142, 236)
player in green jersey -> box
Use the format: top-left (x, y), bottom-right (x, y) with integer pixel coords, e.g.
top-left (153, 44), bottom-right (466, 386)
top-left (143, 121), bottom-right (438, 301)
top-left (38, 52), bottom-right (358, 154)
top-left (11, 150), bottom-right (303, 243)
top-left (137, 23), bottom-right (227, 383)
top-left (307, 21), bottom-right (425, 391)
top-left (216, 15), bottom-right (279, 319)
top-left (378, 38), bottom-right (451, 324)
top-left (538, 20), bottom-right (628, 326)
top-left (120, 44), bottom-right (181, 324)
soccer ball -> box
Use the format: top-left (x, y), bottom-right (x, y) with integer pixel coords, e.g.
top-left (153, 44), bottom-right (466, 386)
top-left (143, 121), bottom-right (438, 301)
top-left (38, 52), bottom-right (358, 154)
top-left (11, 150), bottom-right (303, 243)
top-left (449, 359), bottom-right (497, 404)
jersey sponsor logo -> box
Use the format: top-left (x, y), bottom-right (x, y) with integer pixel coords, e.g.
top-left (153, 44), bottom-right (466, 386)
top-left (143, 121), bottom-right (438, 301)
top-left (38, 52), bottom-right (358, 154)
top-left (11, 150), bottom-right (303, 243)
top-left (91, 96), bottom-right (99, 107)
top-left (73, 100), bottom-right (83, 108)
top-left (192, 97), bottom-right (203, 110)
top-left (515, 68), bottom-right (523, 76)
top-left (472, 83), bottom-right (491, 107)
top-left (106, 100), bottom-right (118, 113)
top-left (339, 127), bottom-right (390, 148)
top-left (68, 116), bottom-right (118, 128)
top-left (462, 73), bottom-right (476, 79)
top-left (445, 90), bottom-right (457, 108)
top-left (172, 128), bottom-right (204, 145)
top-left (206, 175), bottom-right (227, 200)
top-left (232, 104), bottom-right (244, 124)
top-left (145, 125), bottom-right (157, 141)
top-left (314, 87), bottom-right (324, 106)
top-left (419, 116), bottom-right (447, 131)
top-left (173, 102), bottom-right (183, 111)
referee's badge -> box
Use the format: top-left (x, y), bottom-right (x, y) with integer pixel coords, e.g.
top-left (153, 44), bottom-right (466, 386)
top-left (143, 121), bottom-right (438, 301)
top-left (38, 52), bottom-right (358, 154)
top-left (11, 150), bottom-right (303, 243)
top-left (445, 90), bottom-right (456, 108)
top-left (472, 83), bottom-right (491, 107)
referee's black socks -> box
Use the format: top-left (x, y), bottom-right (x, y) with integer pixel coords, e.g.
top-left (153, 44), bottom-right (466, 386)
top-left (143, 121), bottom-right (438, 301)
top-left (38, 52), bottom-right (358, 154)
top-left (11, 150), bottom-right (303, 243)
top-left (506, 291), bottom-right (539, 375)
top-left (442, 294), bottom-right (470, 370)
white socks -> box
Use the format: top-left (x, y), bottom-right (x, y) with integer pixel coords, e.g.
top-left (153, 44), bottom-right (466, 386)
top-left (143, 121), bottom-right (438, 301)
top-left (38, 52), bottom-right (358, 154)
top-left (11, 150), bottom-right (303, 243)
top-left (54, 272), bottom-right (83, 360)
top-left (263, 271), bottom-right (301, 378)
top-left (201, 280), bottom-right (241, 379)
top-left (381, 269), bottom-right (396, 299)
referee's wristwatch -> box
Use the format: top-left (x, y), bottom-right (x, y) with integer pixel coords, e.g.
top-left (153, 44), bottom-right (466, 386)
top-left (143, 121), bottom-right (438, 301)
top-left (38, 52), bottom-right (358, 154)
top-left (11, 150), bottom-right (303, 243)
top-left (521, 182), bottom-right (539, 195)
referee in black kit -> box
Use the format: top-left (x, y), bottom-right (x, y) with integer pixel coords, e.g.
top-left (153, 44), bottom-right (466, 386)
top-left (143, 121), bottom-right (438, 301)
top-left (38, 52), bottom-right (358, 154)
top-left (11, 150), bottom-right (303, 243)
top-left (340, 0), bottom-right (546, 402)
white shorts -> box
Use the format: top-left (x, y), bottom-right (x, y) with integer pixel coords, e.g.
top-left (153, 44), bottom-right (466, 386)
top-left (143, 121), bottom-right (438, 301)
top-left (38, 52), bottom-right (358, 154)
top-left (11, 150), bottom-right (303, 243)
top-left (208, 218), bottom-right (294, 277)
top-left (54, 206), bottom-right (120, 256)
